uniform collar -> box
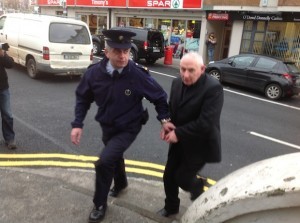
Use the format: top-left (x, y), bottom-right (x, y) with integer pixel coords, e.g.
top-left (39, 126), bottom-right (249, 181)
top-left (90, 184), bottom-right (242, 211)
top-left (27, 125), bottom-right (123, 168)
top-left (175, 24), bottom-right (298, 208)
top-left (106, 61), bottom-right (124, 76)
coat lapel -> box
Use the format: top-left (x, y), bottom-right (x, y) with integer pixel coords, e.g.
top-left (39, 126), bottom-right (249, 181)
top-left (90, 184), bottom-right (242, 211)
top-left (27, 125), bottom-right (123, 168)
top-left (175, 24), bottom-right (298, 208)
top-left (179, 74), bottom-right (206, 107)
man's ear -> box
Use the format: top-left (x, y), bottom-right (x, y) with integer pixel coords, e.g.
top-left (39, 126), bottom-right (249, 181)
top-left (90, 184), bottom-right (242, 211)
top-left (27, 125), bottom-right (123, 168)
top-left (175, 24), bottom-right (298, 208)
top-left (201, 64), bottom-right (206, 73)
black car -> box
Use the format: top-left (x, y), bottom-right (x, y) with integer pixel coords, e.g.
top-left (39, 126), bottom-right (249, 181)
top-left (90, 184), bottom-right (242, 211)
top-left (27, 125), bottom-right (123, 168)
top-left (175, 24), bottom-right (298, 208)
top-left (92, 26), bottom-right (165, 64)
top-left (206, 54), bottom-right (300, 100)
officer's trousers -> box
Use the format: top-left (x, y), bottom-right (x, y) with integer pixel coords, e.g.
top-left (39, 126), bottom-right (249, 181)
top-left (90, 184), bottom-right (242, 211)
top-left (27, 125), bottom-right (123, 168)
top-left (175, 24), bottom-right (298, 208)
top-left (93, 123), bottom-right (142, 208)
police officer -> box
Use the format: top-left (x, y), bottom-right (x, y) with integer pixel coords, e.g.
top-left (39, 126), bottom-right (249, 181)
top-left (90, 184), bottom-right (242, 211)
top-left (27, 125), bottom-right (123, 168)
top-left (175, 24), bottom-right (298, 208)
top-left (70, 29), bottom-right (171, 223)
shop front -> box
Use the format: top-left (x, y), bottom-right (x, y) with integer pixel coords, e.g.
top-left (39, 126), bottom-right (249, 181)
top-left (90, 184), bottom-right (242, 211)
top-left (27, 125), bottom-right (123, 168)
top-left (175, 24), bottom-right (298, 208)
top-left (231, 12), bottom-right (300, 67)
top-left (112, 9), bottom-right (203, 56)
top-left (37, 0), bottom-right (205, 56)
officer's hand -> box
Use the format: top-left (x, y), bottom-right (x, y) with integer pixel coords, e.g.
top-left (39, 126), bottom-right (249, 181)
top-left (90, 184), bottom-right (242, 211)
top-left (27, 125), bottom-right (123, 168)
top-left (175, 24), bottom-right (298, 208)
top-left (0, 49), bottom-right (4, 57)
top-left (70, 128), bottom-right (82, 145)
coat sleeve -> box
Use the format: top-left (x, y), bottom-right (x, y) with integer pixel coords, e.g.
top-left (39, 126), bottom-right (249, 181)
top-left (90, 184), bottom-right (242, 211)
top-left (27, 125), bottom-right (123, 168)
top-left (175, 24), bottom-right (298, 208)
top-left (71, 72), bottom-right (94, 128)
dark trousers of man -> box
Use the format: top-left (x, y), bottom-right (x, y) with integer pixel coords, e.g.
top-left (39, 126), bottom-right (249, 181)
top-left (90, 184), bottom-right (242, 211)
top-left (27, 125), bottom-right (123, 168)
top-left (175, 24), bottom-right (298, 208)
top-left (0, 89), bottom-right (15, 142)
top-left (163, 143), bottom-right (205, 212)
top-left (93, 123), bottom-right (142, 208)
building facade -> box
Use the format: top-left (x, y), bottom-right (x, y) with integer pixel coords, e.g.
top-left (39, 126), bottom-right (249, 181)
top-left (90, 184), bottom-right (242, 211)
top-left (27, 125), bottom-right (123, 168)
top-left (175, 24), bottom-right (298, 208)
top-left (36, 0), bottom-right (300, 65)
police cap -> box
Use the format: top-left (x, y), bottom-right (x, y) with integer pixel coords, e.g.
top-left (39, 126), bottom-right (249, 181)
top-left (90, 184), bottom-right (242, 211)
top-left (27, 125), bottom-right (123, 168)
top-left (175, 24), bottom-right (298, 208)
top-left (102, 29), bottom-right (136, 49)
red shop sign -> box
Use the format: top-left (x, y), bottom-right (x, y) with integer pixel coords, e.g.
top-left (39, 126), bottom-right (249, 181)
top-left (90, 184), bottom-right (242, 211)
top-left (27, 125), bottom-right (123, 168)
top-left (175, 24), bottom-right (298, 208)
top-left (38, 0), bottom-right (126, 6)
top-left (128, 0), bottom-right (202, 9)
top-left (207, 13), bottom-right (229, 21)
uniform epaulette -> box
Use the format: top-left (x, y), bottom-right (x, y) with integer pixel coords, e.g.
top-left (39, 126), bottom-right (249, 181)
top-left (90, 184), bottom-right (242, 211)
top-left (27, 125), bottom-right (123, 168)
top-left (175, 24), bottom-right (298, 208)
top-left (135, 63), bottom-right (149, 73)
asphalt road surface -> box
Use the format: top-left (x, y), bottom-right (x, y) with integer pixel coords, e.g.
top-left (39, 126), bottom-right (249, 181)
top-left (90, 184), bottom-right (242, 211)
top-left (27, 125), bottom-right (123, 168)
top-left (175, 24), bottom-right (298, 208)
top-left (1, 59), bottom-right (299, 183)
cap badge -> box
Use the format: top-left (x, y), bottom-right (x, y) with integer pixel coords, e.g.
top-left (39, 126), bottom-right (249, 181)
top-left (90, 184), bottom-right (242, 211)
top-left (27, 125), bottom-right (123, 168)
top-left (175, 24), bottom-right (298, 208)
top-left (119, 35), bottom-right (124, 41)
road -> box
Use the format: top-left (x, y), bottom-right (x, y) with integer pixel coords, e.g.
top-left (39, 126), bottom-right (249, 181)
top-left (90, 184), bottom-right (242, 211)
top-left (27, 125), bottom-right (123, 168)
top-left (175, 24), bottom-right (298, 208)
top-left (0, 58), bottom-right (299, 183)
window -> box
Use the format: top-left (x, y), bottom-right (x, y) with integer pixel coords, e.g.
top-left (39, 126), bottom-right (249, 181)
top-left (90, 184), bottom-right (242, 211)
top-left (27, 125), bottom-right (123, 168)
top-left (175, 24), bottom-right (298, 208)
top-left (254, 58), bottom-right (277, 70)
top-left (49, 23), bottom-right (90, 44)
top-left (232, 56), bottom-right (255, 68)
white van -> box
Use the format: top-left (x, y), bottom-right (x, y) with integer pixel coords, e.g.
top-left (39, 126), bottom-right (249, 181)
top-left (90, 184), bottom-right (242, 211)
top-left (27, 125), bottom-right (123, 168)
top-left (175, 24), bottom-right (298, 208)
top-left (0, 13), bottom-right (93, 78)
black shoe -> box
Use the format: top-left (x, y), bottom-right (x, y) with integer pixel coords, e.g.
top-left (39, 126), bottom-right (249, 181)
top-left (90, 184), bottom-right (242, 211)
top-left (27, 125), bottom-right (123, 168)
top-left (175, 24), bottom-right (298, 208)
top-left (157, 208), bottom-right (179, 217)
top-left (109, 183), bottom-right (128, 197)
top-left (5, 140), bottom-right (17, 150)
top-left (88, 205), bottom-right (107, 223)
top-left (190, 177), bottom-right (205, 201)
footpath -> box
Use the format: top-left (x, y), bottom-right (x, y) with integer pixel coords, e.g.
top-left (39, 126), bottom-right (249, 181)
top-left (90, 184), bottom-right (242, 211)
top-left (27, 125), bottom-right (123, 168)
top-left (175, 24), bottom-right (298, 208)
top-left (0, 57), bottom-right (187, 223)
top-left (0, 166), bottom-right (193, 223)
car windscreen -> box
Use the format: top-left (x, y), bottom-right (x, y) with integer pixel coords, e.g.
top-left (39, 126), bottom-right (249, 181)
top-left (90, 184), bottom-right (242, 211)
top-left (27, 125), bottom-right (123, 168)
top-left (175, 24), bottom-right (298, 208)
top-left (285, 63), bottom-right (300, 74)
top-left (49, 23), bottom-right (91, 44)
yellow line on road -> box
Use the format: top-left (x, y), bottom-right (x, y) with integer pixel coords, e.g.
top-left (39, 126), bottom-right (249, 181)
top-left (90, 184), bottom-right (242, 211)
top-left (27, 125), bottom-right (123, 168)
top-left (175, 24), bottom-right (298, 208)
top-left (0, 160), bottom-right (164, 178)
top-left (0, 153), bottom-right (215, 185)
top-left (0, 153), bottom-right (165, 171)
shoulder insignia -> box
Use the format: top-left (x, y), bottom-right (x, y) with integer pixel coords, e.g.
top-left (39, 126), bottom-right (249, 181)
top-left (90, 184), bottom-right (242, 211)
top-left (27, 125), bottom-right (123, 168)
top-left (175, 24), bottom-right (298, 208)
top-left (135, 63), bottom-right (149, 73)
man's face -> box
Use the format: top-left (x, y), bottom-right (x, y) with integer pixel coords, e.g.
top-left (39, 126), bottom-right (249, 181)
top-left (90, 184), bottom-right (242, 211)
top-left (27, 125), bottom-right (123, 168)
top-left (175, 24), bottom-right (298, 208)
top-left (105, 47), bottom-right (130, 69)
top-left (179, 56), bottom-right (205, 86)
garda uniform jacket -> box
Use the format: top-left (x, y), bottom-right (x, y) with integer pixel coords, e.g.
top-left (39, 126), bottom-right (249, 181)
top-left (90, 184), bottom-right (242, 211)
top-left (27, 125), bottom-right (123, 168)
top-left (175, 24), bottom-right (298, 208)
top-left (71, 57), bottom-right (170, 129)
top-left (169, 73), bottom-right (224, 165)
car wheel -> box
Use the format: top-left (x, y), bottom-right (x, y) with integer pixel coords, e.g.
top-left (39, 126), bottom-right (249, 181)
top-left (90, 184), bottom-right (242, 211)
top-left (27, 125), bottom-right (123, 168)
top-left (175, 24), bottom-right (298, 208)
top-left (27, 58), bottom-right (39, 79)
top-left (265, 83), bottom-right (282, 100)
top-left (130, 49), bottom-right (138, 61)
top-left (209, 69), bottom-right (221, 81)
top-left (145, 58), bottom-right (157, 65)
top-left (93, 42), bottom-right (101, 55)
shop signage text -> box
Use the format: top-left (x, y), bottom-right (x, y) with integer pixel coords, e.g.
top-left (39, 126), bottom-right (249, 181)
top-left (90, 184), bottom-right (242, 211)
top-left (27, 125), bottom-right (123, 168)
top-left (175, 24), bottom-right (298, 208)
top-left (38, 0), bottom-right (202, 8)
top-left (38, 0), bottom-right (126, 6)
top-left (207, 13), bottom-right (229, 21)
top-left (242, 15), bottom-right (283, 21)
top-left (147, 0), bottom-right (171, 7)
top-left (130, 0), bottom-right (201, 8)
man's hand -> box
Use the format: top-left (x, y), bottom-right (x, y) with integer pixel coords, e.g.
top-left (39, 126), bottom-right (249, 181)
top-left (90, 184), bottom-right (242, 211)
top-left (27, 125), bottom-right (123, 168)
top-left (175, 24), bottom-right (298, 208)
top-left (160, 122), bottom-right (175, 140)
top-left (164, 130), bottom-right (178, 143)
top-left (70, 128), bottom-right (83, 145)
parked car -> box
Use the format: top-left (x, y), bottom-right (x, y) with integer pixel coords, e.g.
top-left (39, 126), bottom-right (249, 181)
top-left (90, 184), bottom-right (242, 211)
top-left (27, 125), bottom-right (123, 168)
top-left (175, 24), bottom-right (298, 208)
top-left (92, 29), bottom-right (105, 56)
top-left (92, 26), bottom-right (165, 64)
top-left (206, 54), bottom-right (300, 100)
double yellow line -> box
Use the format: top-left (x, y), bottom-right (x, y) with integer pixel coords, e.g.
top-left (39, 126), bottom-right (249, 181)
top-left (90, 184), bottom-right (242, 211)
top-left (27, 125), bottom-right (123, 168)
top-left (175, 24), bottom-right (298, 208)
top-left (0, 153), bottom-right (216, 189)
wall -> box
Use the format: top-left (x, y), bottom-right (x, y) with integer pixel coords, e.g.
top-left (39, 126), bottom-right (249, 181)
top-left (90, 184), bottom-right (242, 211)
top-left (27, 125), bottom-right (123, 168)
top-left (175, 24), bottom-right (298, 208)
top-left (228, 21), bottom-right (243, 57)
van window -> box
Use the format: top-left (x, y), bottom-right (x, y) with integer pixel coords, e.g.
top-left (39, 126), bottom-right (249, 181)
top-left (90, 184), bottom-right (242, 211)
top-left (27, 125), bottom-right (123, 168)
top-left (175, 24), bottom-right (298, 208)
top-left (0, 17), bottom-right (6, 30)
top-left (49, 23), bottom-right (91, 44)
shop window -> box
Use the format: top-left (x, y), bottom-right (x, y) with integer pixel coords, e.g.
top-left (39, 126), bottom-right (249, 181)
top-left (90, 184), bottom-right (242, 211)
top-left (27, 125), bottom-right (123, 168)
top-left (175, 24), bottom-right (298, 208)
top-left (129, 18), bottom-right (144, 27)
top-left (145, 18), bottom-right (157, 29)
top-left (117, 17), bottom-right (127, 27)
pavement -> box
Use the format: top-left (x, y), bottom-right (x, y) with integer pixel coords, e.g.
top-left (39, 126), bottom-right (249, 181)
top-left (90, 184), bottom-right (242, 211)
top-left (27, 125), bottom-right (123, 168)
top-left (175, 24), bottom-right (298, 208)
top-left (0, 57), bottom-right (188, 223)
top-left (0, 166), bottom-right (193, 223)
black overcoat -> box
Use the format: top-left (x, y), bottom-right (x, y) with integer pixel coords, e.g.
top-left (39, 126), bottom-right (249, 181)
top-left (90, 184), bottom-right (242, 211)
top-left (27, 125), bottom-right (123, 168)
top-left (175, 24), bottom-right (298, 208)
top-left (169, 73), bottom-right (224, 166)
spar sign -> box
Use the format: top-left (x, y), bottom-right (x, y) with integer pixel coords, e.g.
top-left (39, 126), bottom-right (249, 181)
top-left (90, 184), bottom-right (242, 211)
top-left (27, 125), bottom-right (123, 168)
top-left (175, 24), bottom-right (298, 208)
top-left (128, 0), bottom-right (202, 9)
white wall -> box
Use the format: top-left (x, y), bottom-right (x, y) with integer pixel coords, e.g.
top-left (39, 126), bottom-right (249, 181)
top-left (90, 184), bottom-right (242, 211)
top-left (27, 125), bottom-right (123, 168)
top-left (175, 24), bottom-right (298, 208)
top-left (228, 20), bottom-right (244, 57)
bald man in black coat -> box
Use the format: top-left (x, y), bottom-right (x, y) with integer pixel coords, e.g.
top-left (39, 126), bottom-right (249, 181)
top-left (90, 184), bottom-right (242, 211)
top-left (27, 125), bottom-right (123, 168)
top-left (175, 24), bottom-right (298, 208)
top-left (158, 51), bottom-right (224, 217)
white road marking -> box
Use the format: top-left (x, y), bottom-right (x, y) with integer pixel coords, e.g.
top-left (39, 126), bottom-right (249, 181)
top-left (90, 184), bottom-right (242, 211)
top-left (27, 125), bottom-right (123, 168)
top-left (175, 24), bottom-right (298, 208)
top-left (248, 131), bottom-right (300, 150)
top-left (149, 69), bottom-right (300, 111)
top-left (225, 89), bottom-right (300, 111)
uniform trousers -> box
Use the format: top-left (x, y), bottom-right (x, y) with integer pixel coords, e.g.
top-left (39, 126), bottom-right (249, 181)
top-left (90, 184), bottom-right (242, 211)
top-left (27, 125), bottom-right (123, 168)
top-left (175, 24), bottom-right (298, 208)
top-left (163, 143), bottom-right (205, 212)
top-left (93, 122), bottom-right (142, 208)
